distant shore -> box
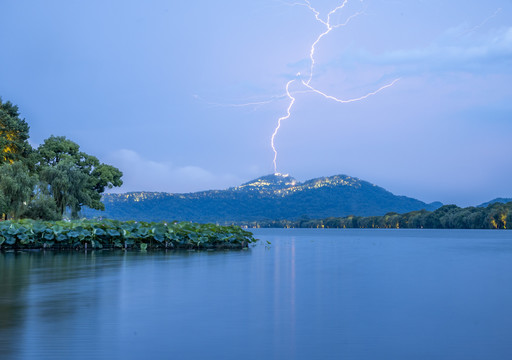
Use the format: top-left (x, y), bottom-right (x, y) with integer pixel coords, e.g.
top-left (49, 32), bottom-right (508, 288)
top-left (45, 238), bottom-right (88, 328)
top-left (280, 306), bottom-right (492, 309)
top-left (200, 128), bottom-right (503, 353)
top-left (235, 202), bottom-right (512, 230)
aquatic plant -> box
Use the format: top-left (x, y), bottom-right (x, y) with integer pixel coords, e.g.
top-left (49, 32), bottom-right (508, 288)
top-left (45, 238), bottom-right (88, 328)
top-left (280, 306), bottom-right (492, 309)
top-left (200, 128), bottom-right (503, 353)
top-left (0, 219), bottom-right (257, 250)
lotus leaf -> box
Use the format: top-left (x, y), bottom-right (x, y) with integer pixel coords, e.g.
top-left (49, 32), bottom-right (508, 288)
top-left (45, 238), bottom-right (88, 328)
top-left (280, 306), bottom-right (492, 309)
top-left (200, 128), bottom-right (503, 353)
top-left (91, 239), bottom-right (103, 249)
top-left (135, 228), bottom-right (149, 238)
top-left (153, 234), bottom-right (165, 243)
top-left (93, 228), bottom-right (106, 236)
top-left (107, 229), bottom-right (121, 237)
top-left (0, 219), bottom-right (256, 249)
top-left (17, 233), bottom-right (29, 241)
top-left (5, 236), bottom-right (16, 245)
top-left (56, 234), bottom-right (68, 242)
top-left (68, 230), bottom-right (80, 239)
top-left (32, 223), bottom-right (47, 235)
top-left (52, 225), bottom-right (64, 235)
top-left (80, 229), bottom-right (91, 240)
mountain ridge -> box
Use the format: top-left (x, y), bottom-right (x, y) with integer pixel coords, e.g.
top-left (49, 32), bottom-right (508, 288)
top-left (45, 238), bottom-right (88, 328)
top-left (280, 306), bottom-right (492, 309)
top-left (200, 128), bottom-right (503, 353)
top-left (478, 198), bottom-right (512, 208)
top-left (85, 173), bottom-right (443, 223)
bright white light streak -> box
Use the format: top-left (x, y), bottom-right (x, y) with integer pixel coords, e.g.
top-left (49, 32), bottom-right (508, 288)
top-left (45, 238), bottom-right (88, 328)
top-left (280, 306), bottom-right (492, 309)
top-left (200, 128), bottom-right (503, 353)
top-left (460, 8), bottom-right (502, 37)
top-left (301, 77), bottom-right (400, 104)
top-left (271, 79), bottom-right (296, 173)
top-left (271, 0), bottom-right (397, 173)
top-left (199, 0), bottom-right (398, 172)
top-left (303, 0), bottom-right (364, 85)
top-left (195, 90), bottom-right (313, 109)
top-left (198, 95), bottom-right (284, 108)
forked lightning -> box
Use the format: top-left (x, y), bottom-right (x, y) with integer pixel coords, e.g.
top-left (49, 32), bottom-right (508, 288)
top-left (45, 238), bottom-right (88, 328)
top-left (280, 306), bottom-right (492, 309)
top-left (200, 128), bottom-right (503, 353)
top-left (270, 0), bottom-right (399, 173)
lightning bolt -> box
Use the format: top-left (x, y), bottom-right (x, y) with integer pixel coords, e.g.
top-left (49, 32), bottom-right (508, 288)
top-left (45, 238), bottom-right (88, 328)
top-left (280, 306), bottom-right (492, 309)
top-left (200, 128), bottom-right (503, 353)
top-left (301, 77), bottom-right (400, 104)
top-left (460, 7), bottom-right (503, 37)
top-left (271, 79), bottom-right (297, 173)
top-left (195, 90), bottom-right (313, 109)
top-left (271, 0), bottom-right (399, 173)
top-left (194, 93), bottom-right (285, 108)
top-left (304, 0), bottom-right (365, 85)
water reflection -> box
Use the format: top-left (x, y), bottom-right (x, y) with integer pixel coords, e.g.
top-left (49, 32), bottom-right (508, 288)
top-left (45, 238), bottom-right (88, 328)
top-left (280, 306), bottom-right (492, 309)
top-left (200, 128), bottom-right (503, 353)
top-left (270, 236), bottom-right (297, 358)
top-left (1, 249), bottom-right (251, 359)
top-left (1, 230), bottom-right (512, 359)
top-left (0, 251), bottom-right (125, 357)
top-left (0, 252), bottom-right (30, 358)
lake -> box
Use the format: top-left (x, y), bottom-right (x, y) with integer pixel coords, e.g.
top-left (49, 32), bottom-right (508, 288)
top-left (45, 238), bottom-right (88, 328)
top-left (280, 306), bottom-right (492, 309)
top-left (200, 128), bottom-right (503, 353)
top-left (1, 229), bottom-right (512, 360)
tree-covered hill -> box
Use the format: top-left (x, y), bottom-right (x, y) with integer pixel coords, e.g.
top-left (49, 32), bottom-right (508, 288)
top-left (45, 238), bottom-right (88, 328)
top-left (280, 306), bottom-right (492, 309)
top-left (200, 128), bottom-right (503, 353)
top-left (248, 202), bottom-right (512, 230)
top-left (84, 173), bottom-right (442, 223)
top-left (478, 198), bottom-right (512, 207)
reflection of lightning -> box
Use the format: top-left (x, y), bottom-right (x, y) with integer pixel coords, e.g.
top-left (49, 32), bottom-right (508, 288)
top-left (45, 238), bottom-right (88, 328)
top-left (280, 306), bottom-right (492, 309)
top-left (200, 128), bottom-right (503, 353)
top-left (271, 79), bottom-right (296, 172)
top-left (270, 0), bottom-right (399, 173)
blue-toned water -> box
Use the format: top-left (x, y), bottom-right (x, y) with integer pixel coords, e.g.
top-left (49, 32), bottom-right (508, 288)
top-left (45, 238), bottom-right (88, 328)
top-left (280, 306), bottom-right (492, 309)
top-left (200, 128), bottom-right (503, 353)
top-left (1, 229), bottom-right (512, 360)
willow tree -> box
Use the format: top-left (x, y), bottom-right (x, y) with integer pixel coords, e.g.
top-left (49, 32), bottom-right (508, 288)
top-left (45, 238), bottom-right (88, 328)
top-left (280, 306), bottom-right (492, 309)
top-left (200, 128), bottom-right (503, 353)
top-left (0, 98), bottom-right (123, 220)
top-left (0, 98), bottom-right (31, 165)
top-left (37, 136), bottom-right (123, 218)
top-left (0, 161), bottom-right (36, 219)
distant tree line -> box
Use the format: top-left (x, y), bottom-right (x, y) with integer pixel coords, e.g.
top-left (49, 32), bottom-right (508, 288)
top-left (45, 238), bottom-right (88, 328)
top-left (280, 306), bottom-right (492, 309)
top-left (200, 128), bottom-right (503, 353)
top-left (0, 98), bottom-right (123, 220)
top-left (238, 203), bottom-right (512, 230)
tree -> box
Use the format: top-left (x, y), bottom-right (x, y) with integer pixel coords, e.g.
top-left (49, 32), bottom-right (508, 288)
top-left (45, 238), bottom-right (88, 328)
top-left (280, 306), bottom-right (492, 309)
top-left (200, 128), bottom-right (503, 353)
top-left (37, 136), bottom-right (123, 218)
top-left (0, 98), bottom-right (123, 220)
top-left (37, 135), bottom-right (80, 166)
top-left (0, 98), bottom-right (32, 165)
top-left (21, 190), bottom-right (61, 221)
top-left (0, 161), bottom-right (36, 219)
top-left (39, 158), bottom-right (87, 217)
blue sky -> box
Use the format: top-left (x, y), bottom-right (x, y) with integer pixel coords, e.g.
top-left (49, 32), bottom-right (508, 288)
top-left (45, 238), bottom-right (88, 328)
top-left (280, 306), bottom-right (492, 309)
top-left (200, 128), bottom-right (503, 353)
top-left (1, 0), bottom-right (511, 206)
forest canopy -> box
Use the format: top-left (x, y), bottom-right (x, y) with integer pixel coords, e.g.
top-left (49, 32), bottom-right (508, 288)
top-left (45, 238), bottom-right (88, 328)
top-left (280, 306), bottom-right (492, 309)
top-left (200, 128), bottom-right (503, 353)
top-left (0, 98), bottom-right (123, 220)
top-left (240, 202), bottom-right (512, 230)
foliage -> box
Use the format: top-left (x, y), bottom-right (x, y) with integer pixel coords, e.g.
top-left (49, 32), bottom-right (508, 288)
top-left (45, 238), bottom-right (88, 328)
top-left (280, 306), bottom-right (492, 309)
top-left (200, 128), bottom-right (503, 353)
top-left (0, 98), bottom-right (32, 165)
top-left (37, 135), bottom-right (81, 166)
top-left (0, 162), bottom-right (36, 219)
top-left (36, 136), bottom-right (123, 218)
top-left (239, 202), bottom-right (512, 230)
top-left (0, 219), bottom-right (257, 250)
top-left (39, 157), bottom-right (91, 217)
top-left (21, 191), bottom-right (61, 221)
top-left (0, 97), bottom-right (123, 221)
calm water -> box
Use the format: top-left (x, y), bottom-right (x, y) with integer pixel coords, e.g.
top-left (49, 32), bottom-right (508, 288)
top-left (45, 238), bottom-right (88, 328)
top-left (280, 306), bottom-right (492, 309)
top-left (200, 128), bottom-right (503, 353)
top-left (1, 229), bottom-right (512, 360)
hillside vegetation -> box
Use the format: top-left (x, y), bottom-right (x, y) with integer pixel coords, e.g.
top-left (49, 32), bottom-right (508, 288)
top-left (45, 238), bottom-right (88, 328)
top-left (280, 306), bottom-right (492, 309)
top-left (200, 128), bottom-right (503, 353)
top-left (85, 174), bottom-right (442, 222)
top-left (243, 202), bottom-right (512, 229)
